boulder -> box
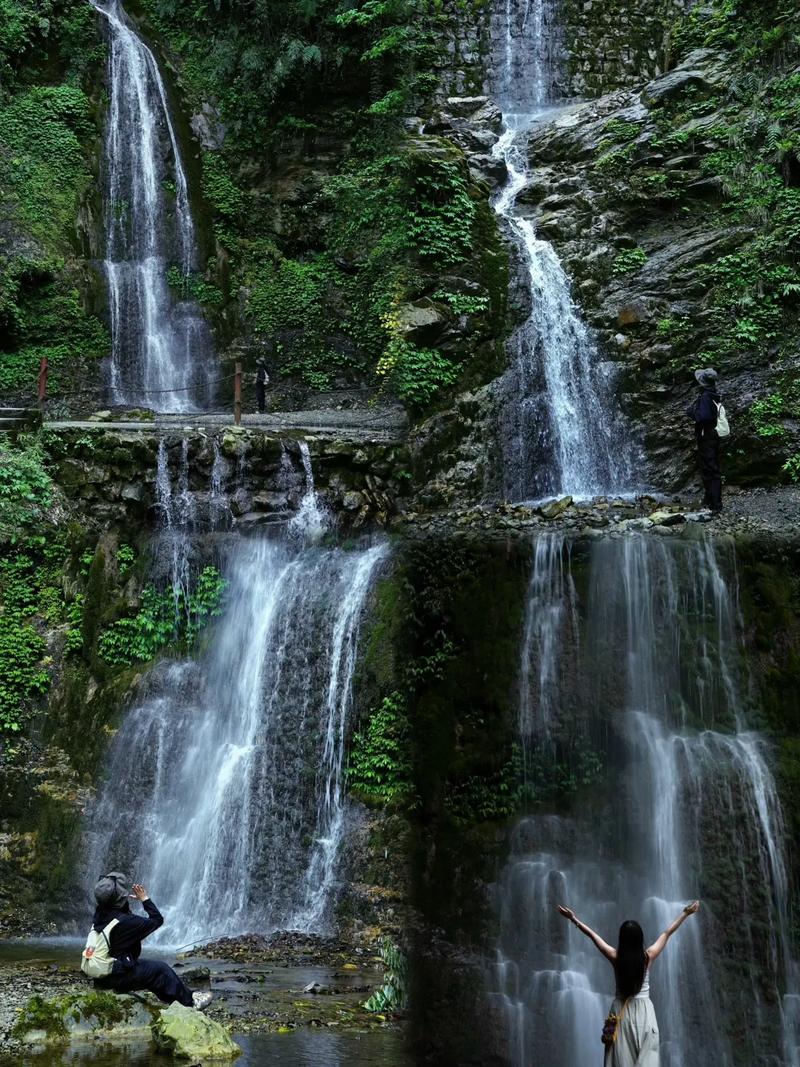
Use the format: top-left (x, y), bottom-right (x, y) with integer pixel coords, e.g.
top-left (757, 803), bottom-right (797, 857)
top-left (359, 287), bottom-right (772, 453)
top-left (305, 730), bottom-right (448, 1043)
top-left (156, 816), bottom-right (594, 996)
top-left (14, 991), bottom-right (157, 1045)
top-left (152, 1003), bottom-right (241, 1060)
top-left (539, 495), bottom-right (573, 519)
top-left (648, 510), bottom-right (687, 526)
top-left (395, 299), bottom-right (448, 344)
top-left (641, 49), bottom-right (730, 106)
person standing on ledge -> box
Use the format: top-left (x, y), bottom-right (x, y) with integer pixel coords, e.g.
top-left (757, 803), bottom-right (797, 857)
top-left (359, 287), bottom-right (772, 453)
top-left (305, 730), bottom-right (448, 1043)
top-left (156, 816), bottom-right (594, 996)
top-left (86, 872), bottom-right (212, 1010)
top-left (557, 900), bottom-right (700, 1066)
top-left (688, 367), bottom-right (724, 513)
top-left (255, 358), bottom-right (270, 414)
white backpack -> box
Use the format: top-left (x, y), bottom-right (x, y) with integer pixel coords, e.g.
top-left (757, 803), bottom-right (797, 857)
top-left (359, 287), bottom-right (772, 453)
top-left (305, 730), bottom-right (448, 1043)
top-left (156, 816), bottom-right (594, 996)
top-left (80, 919), bottom-right (119, 978)
top-left (714, 400), bottom-right (730, 438)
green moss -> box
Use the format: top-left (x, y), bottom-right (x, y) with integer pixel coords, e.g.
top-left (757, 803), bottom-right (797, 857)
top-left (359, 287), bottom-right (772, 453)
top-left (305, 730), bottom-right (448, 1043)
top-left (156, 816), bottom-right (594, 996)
top-left (12, 990), bottom-right (130, 1041)
top-left (12, 994), bottom-right (69, 1040)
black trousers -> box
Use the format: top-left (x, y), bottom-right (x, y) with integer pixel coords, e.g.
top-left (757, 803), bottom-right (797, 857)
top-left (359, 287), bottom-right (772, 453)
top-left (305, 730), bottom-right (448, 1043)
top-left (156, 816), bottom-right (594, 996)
top-left (96, 958), bottom-right (193, 1006)
top-left (698, 435), bottom-right (722, 510)
top-left (256, 382), bottom-right (266, 413)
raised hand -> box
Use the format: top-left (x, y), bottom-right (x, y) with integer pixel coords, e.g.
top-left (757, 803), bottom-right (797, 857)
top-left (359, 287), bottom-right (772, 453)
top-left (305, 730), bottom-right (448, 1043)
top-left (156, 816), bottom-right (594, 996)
top-left (130, 883), bottom-right (149, 902)
top-left (557, 905), bottom-right (576, 921)
top-left (683, 900), bottom-right (700, 915)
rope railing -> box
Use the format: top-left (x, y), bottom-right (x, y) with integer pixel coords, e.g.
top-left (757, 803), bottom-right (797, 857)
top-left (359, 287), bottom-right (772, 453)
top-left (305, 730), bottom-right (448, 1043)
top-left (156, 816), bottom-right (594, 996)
top-left (26, 358), bottom-right (246, 424)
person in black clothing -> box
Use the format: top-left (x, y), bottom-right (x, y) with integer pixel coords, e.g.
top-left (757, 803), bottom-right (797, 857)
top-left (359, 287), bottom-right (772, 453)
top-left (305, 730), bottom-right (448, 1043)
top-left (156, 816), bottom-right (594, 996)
top-left (91, 872), bottom-right (211, 1010)
top-left (255, 358), bottom-right (270, 414)
top-left (690, 367), bottom-right (723, 513)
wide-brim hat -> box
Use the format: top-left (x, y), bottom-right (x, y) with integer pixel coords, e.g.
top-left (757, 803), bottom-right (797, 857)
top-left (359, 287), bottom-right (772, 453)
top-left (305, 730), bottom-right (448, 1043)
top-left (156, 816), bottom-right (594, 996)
top-left (94, 871), bottom-right (129, 909)
top-left (694, 367), bottom-right (718, 387)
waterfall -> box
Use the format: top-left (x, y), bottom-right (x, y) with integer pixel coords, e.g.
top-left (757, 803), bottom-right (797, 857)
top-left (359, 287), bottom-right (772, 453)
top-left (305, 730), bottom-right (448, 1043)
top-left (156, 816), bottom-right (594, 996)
top-left (492, 535), bottom-right (799, 1067)
top-left (83, 535), bottom-right (387, 945)
top-left (91, 0), bottom-right (216, 411)
top-left (289, 441), bottom-right (329, 544)
top-left (489, 0), bottom-right (634, 500)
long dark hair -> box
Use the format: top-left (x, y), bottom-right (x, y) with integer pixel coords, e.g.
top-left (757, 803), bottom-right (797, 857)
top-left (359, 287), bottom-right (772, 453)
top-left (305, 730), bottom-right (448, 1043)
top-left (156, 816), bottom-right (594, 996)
top-left (615, 920), bottom-right (647, 998)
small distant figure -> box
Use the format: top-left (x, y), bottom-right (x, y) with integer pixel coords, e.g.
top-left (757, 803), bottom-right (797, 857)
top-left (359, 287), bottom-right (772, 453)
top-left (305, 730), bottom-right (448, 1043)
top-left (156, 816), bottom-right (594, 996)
top-left (557, 900), bottom-right (700, 1065)
top-left (688, 367), bottom-right (726, 513)
top-left (255, 358), bottom-right (270, 414)
top-left (81, 872), bottom-right (212, 1011)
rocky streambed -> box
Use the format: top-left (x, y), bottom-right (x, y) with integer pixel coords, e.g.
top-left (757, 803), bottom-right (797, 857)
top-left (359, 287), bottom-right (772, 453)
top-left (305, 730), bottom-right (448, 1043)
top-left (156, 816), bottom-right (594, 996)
top-left (0, 934), bottom-right (408, 1067)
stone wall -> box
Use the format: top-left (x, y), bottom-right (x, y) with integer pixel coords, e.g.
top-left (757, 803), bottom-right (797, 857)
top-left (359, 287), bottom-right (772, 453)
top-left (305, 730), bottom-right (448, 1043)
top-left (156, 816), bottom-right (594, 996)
top-left (46, 426), bottom-right (411, 531)
top-left (561, 0), bottom-right (692, 97)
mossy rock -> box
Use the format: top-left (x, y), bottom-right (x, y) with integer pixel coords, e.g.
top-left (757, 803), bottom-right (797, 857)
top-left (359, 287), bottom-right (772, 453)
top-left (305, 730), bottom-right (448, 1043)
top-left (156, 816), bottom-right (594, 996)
top-left (13, 991), bottom-right (157, 1044)
top-left (152, 1003), bottom-right (241, 1060)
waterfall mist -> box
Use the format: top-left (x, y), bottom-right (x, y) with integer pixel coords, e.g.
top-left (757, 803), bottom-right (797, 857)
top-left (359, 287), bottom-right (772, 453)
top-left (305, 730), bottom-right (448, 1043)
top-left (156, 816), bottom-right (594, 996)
top-left (91, 0), bottom-right (217, 411)
top-left (491, 534), bottom-right (799, 1067)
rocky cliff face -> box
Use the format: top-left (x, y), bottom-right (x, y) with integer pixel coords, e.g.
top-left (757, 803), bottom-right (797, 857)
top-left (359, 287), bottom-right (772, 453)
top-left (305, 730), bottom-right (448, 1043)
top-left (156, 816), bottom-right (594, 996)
top-left (412, 1), bottom-right (800, 501)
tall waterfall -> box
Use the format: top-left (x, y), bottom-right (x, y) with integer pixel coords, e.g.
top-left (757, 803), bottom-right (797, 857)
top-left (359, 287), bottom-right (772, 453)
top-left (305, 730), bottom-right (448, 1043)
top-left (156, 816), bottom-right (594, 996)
top-left (84, 447), bottom-right (387, 944)
top-left (492, 534), bottom-right (799, 1067)
top-left (489, 0), bottom-right (634, 500)
top-left (91, 0), bottom-right (216, 411)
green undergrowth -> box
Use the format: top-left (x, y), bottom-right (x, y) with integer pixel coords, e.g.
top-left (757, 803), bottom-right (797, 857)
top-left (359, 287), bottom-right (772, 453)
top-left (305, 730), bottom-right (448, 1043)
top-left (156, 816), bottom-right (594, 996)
top-left (135, 0), bottom-right (505, 409)
top-left (97, 566), bottom-right (228, 666)
top-left (0, 438), bottom-right (59, 734)
top-left (0, 0), bottom-right (108, 397)
top-left (348, 691), bottom-right (414, 804)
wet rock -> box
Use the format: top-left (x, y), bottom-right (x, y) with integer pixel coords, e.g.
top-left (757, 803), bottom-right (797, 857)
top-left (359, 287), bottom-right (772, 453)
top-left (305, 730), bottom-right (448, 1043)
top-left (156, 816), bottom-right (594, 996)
top-left (176, 966), bottom-right (212, 983)
top-left (152, 1003), bottom-right (241, 1060)
top-left (648, 510), bottom-right (686, 526)
top-left (539, 495), bottom-right (573, 519)
top-left (14, 991), bottom-right (157, 1045)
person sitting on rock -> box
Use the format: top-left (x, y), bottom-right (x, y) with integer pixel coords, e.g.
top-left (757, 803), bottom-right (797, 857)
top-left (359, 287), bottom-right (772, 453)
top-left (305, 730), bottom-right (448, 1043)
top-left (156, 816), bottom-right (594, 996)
top-left (89, 872), bottom-right (212, 1011)
top-left (688, 367), bottom-right (723, 513)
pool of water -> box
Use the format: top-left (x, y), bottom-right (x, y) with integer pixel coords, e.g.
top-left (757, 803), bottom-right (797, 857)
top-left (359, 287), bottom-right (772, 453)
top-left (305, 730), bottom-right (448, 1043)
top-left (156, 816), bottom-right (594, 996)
top-left (1, 1029), bottom-right (409, 1067)
top-left (0, 941), bottom-right (410, 1066)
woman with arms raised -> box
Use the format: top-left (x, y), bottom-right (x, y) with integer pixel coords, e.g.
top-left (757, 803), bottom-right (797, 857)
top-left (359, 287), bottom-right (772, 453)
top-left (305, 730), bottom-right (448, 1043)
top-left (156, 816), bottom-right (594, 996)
top-left (557, 900), bottom-right (700, 1065)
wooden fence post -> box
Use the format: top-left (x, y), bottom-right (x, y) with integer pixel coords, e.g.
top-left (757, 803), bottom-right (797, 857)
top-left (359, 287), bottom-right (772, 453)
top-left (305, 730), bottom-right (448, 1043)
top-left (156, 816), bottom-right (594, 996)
top-left (37, 356), bottom-right (48, 404)
top-left (234, 362), bottom-right (242, 426)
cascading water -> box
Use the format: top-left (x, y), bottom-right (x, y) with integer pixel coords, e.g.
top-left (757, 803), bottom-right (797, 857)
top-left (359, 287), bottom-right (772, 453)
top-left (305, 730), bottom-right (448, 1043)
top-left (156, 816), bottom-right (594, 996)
top-left (83, 442), bottom-right (387, 944)
top-left (491, 534), bottom-right (799, 1067)
top-left (489, 0), bottom-right (634, 500)
top-left (91, 0), bottom-right (216, 411)
top-left (289, 441), bottom-right (329, 544)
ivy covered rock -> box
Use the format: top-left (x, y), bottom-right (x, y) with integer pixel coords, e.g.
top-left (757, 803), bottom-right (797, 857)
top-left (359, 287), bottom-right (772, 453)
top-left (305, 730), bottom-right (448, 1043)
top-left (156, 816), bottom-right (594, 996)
top-left (152, 1003), bottom-right (241, 1060)
top-left (13, 991), bottom-right (157, 1044)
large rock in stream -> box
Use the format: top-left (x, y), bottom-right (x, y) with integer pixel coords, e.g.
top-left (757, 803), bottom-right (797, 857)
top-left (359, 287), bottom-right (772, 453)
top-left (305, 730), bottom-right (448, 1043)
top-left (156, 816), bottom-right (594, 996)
top-left (14, 990), bottom-right (157, 1043)
top-left (14, 990), bottom-right (240, 1060)
top-left (152, 1003), bottom-right (242, 1060)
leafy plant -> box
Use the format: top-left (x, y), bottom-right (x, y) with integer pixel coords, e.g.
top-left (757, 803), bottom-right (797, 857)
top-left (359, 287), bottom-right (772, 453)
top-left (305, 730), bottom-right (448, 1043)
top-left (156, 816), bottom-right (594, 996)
top-left (97, 567), bottom-right (228, 666)
top-left (0, 438), bottom-right (53, 543)
top-left (363, 939), bottom-right (409, 1013)
top-left (612, 248), bottom-right (648, 276)
top-left (348, 692), bottom-right (414, 804)
top-left (116, 545), bottom-right (135, 578)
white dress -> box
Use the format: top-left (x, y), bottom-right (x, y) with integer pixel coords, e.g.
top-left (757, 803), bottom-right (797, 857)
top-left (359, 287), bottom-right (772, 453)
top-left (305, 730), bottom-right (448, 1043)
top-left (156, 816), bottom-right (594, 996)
top-left (604, 966), bottom-right (660, 1067)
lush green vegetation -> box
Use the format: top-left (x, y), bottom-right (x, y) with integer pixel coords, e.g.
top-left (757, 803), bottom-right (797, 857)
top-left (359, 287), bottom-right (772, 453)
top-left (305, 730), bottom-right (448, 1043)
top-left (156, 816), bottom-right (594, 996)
top-left (348, 691), bottom-right (414, 803)
top-left (0, 0), bottom-right (109, 397)
top-left (135, 0), bottom-right (505, 408)
top-left (97, 566), bottom-right (228, 666)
